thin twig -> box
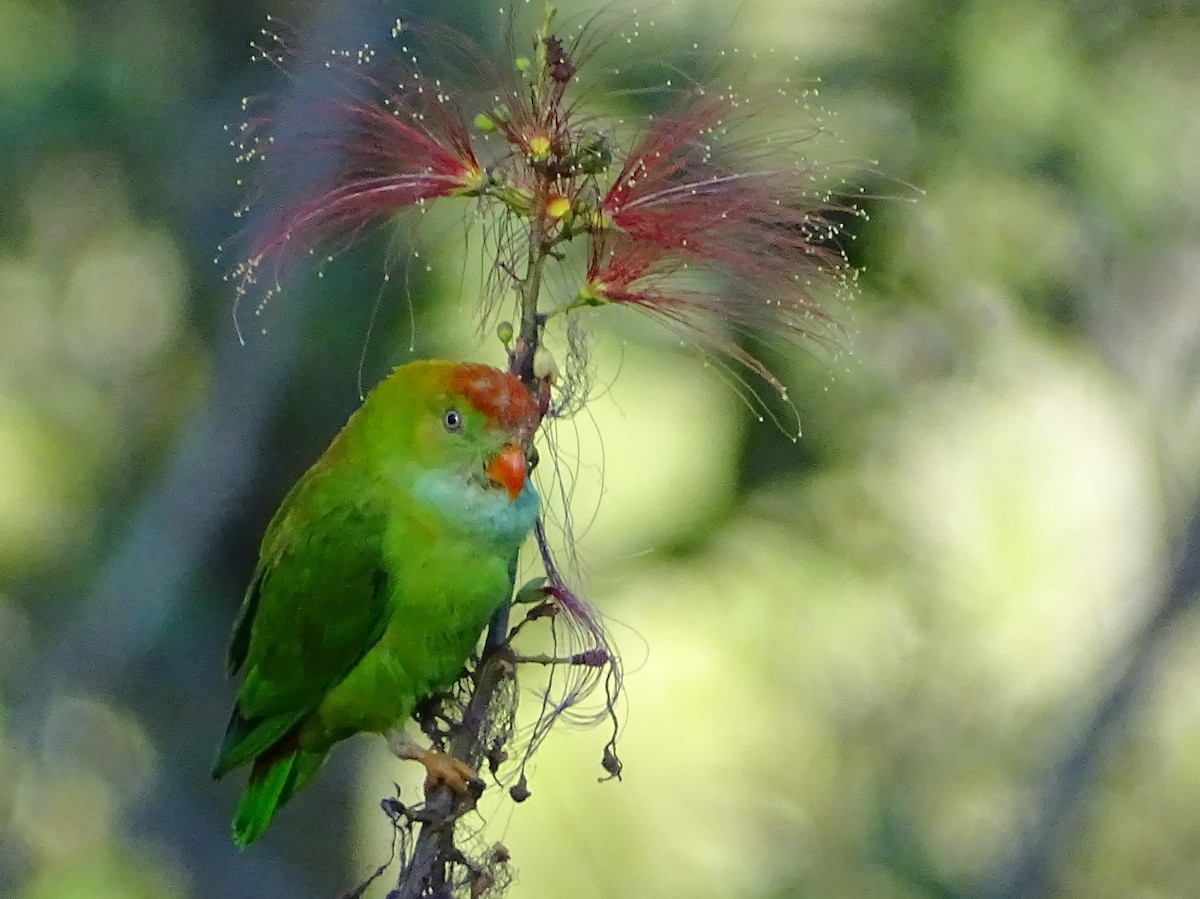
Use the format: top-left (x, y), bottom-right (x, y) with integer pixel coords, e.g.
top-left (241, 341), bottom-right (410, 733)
top-left (388, 4), bottom-right (589, 893)
top-left (975, 504), bottom-right (1200, 899)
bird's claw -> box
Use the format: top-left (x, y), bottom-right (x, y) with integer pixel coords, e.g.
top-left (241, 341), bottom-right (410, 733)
top-left (421, 751), bottom-right (484, 800)
top-left (389, 733), bottom-right (483, 801)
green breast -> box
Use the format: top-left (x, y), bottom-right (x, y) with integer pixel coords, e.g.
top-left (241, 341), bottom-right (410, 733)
top-left (308, 476), bottom-right (537, 741)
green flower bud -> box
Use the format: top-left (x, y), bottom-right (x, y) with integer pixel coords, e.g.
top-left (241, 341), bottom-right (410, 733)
top-left (577, 133), bottom-right (612, 175)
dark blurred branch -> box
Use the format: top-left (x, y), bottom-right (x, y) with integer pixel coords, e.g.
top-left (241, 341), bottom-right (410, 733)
top-left (23, 337), bottom-right (298, 695)
top-left (15, 329), bottom-right (309, 892)
top-left (10, 3), bottom-right (399, 897)
top-left (976, 502), bottom-right (1200, 899)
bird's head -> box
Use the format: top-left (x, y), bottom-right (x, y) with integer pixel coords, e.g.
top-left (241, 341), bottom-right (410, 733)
top-left (435, 362), bottom-right (541, 502)
top-left (366, 361), bottom-right (542, 531)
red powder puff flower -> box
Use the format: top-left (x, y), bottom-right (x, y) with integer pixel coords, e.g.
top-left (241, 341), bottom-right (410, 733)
top-left (572, 92), bottom-right (854, 396)
top-left (239, 85), bottom-right (485, 283)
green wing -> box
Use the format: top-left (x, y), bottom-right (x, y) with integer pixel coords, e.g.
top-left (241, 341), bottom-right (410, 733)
top-left (213, 465), bottom-right (393, 778)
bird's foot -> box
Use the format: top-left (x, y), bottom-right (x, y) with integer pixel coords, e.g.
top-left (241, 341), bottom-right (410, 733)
top-left (388, 733), bottom-right (484, 800)
top-left (419, 750), bottom-right (482, 799)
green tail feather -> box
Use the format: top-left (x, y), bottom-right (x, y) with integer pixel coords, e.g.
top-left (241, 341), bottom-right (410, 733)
top-left (232, 748), bottom-right (324, 848)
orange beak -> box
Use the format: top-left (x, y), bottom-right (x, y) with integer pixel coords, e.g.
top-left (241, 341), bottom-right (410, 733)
top-left (485, 444), bottom-right (527, 502)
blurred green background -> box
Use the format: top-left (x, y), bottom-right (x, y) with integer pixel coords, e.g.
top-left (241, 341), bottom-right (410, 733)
top-left (2, 0), bottom-right (1199, 897)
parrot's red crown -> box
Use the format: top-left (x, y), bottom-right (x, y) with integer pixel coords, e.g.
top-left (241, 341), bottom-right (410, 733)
top-left (448, 364), bottom-right (541, 438)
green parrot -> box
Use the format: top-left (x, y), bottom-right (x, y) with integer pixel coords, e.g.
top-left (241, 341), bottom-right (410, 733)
top-left (212, 359), bottom-right (542, 847)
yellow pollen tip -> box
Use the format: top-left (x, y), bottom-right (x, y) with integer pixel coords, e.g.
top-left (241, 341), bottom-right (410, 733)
top-left (528, 135), bottom-right (551, 160)
top-left (583, 280), bottom-right (609, 303)
top-left (454, 164), bottom-right (485, 193)
top-left (547, 196), bottom-right (571, 219)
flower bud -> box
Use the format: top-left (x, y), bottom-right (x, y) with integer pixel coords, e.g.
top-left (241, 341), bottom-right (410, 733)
top-left (533, 346), bottom-right (560, 382)
top-left (577, 132), bottom-right (612, 174)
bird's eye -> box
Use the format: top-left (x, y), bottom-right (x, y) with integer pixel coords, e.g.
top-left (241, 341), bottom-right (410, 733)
top-left (443, 409), bottom-right (463, 433)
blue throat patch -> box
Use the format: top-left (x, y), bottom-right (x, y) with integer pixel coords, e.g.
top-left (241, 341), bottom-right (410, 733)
top-left (411, 470), bottom-right (540, 547)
